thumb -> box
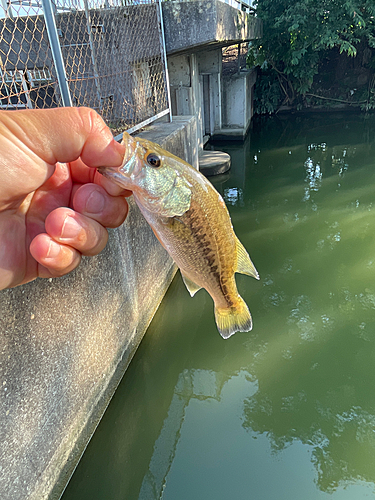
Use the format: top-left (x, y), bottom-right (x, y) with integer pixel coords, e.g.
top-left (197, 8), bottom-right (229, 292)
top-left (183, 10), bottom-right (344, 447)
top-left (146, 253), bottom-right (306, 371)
top-left (0, 107), bottom-right (125, 206)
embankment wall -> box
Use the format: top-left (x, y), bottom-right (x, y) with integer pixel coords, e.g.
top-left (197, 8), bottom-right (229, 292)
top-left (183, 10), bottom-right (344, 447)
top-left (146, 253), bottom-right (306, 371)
top-left (0, 116), bottom-right (197, 500)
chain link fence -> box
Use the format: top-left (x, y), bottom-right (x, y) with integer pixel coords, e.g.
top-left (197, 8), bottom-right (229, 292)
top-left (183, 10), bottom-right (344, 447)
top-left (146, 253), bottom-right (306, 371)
top-left (0, 0), bottom-right (171, 135)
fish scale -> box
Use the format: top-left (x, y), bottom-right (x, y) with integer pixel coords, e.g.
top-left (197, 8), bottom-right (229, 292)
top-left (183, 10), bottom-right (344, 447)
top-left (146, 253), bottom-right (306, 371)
top-left (181, 199), bottom-right (236, 308)
top-left (165, 200), bottom-right (230, 308)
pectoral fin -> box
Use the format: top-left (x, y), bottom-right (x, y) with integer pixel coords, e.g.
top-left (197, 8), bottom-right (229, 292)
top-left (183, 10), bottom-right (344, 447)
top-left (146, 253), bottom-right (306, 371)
top-left (235, 236), bottom-right (259, 280)
top-left (181, 273), bottom-right (202, 297)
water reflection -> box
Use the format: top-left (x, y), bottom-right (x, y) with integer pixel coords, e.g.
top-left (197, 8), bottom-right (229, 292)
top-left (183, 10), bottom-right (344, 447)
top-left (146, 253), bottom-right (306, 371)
top-left (62, 114), bottom-right (375, 500)
top-left (139, 368), bottom-right (230, 499)
top-left (223, 186), bottom-right (244, 206)
top-left (303, 157), bottom-right (322, 202)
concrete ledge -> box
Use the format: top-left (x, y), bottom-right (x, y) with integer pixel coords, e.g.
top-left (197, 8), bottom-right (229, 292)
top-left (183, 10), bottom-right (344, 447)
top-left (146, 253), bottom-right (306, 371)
top-left (162, 1), bottom-right (262, 55)
top-left (0, 116), bottom-right (197, 500)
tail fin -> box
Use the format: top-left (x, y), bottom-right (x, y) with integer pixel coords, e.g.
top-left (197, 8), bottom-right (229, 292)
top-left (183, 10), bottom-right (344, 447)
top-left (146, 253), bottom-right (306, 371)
top-left (214, 296), bottom-right (252, 339)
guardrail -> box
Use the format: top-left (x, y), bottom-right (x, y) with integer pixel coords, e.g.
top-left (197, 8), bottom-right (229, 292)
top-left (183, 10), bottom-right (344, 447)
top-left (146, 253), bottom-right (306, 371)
top-left (160, 0), bottom-right (255, 12)
top-left (221, 0), bottom-right (255, 12)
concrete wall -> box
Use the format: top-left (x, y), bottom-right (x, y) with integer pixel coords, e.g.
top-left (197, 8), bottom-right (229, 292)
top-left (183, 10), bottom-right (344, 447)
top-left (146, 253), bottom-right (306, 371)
top-left (168, 49), bottom-right (258, 144)
top-left (164, 2), bottom-right (262, 145)
top-left (220, 67), bottom-right (257, 139)
top-left (162, 0), bottom-right (262, 55)
top-left (0, 116), bottom-right (197, 500)
top-left (168, 53), bottom-right (205, 152)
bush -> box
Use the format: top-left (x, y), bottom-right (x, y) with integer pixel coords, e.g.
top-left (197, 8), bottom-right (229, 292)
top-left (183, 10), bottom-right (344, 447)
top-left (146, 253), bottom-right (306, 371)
top-left (249, 0), bottom-right (375, 114)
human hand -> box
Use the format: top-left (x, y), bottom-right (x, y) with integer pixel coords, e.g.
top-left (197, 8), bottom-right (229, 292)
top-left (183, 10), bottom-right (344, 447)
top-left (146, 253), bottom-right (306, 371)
top-left (0, 107), bottom-right (130, 291)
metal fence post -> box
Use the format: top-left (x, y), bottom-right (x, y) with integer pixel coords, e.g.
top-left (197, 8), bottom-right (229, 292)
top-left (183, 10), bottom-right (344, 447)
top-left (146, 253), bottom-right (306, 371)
top-left (1, 0), bottom-right (13, 18)
top-left (157, 0), bottom-right (172, 123)
top-left (41, 0), bottom-right (72, 107)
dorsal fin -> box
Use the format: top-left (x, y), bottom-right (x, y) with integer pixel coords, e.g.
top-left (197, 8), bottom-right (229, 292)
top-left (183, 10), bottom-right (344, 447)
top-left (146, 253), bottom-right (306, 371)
top-left (235, 236), bottom-right (259, 280)
top-left (181, 273), bottom-right (202, 297)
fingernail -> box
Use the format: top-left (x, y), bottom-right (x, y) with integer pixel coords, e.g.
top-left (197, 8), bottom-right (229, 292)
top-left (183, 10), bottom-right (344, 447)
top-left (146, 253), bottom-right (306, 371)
top-left (85, 189), bottom-right (105, 214)
top-left (61, 216), bottom-right (82, 238)
top-left (46, 240), bottom-right (61, 259)
top-left (111, 140), bottom-right (126, 164)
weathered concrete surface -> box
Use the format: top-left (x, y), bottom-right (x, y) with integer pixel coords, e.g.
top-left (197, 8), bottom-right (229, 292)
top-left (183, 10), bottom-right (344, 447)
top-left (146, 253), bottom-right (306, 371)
top-left (162, 1), bottom-right (262, 55)
top-left (166, 13), bottom-right (260, 146)
top-left (0, 116), bottom-right (197, 500)
top-left (168, 53), bottom-right (205, 152)
top-left (214, 67), bottom-right (257, 140)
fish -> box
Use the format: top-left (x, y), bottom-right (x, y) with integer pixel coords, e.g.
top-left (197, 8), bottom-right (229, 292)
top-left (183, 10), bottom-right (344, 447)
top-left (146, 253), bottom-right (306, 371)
top-left (98, 132), bottom-right (259, 339)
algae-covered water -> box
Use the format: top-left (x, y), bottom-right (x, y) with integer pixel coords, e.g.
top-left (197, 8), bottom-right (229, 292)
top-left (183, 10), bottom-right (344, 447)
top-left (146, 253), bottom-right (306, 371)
top-left (62, 113), bottom-right (375, 500)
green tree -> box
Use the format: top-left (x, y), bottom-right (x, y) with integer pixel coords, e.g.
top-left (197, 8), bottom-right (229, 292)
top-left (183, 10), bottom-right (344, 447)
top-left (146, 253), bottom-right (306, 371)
top-left (249, 0), bottom-right (375, 113)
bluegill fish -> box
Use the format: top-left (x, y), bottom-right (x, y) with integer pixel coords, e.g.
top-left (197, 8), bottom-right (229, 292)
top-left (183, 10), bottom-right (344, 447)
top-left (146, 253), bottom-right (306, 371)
top-left (99, 132), bottom-right (259, 338)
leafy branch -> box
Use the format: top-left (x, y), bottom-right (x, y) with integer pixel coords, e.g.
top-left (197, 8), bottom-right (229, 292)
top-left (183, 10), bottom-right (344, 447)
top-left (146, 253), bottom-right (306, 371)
top-left (249, 0), bottom-right (375, 114)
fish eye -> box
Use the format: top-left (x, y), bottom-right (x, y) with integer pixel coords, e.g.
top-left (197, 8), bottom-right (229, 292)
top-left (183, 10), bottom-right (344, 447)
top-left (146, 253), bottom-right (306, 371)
top-left (146, 153), bottom-right (161, 168)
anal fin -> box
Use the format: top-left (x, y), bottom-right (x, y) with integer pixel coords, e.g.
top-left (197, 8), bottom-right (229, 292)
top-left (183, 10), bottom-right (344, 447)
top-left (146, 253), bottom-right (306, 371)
top-left (235, 235), bottom-right (259, 280)
top-left (181, 272), bottom-right (202, 297)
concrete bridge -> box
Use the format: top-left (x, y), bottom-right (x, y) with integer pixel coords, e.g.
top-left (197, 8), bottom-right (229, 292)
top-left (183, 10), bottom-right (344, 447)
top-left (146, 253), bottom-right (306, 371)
top-left (163, 0), bottom-right (261, 144)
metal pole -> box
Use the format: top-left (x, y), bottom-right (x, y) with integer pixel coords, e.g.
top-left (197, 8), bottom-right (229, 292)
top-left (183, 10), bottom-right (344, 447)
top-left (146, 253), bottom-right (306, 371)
top-left (1, 0), bottom-right (14, 18)
top-left (156, 0), bottom-right (172, 122)
top-left (42, 0), bottom-right (72, 107)
top-left (21, 72), bottom-right (33, 109)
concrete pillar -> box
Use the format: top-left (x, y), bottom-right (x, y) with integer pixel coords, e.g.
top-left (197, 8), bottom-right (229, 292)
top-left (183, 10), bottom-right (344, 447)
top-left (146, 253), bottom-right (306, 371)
top-left (189, 54), bottom-right (203, 151)
top-left (215, 67), bottom-right (257, 140)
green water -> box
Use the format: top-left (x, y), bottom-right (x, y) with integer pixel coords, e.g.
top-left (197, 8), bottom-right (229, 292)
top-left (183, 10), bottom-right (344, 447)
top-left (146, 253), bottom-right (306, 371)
top-left (63, 113), bottom-right (375, 500)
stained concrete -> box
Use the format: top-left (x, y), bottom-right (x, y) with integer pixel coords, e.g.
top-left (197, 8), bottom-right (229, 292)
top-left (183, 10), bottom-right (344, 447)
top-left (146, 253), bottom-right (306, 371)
top-left (162, 1), bottom-right (262, 55)
top-left (0, 116), bottom-right (197, 500)
top-left (219, 67), bottom-right (257, 139)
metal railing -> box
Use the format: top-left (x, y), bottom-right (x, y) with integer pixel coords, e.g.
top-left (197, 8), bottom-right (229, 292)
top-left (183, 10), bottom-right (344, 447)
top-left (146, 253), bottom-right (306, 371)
top-left (161, 0), bottom-right (255, 13)
top-left (220, 0), bottom-right (255, 12)
top-left (0, 0), bottom-right (171, 136)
